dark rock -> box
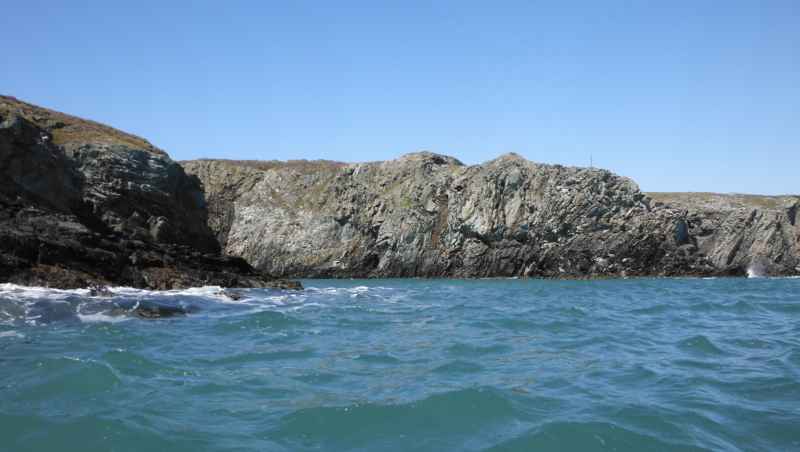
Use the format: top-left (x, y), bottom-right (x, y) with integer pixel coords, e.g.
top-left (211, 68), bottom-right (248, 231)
top-left (133, 299), bottom-right (186, 318)
top-left (219, 290), bottom-right (241, 300)
top-left (88, 285), bottom-right (115, 297)
top-left (0, 95), bottom-right (301, 290)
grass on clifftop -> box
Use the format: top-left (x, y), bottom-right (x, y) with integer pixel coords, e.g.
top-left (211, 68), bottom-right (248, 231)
top-left (0, 95), bottom-right (159, 154)
top-left (647, 192), bottom-right (796, 210)
top-left (185, 158), bottom-right (348, 174)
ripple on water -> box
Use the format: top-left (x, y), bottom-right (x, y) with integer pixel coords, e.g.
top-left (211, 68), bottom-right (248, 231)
top-left (224, 310), bottom-right (309, 330)
top-left (101, 349), bottom-right (176, 380)
top-left (675, 335), bottom-right (729, 356)
top-left (208, 349), bottom-right (318, 366)
top-left (432, 360), bottom-right (485, 374)
top-left (7, 356), bottom-right (124, 408)
top-left (0, 412), bottom-right (212, 452)
top-left (485, 421), bottom-right (711, 452)
top-left (446, 343), bottom-right (513, 357)
top-left (267, 386), bottom-right (524, 451)
top-left (355, 354), bottom-right (400, 364)
top-left (1, 278), bottom-right (799, 451)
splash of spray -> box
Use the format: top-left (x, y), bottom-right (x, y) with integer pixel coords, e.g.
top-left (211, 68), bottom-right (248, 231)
top-left (747, 261), bottom-right (764, 278)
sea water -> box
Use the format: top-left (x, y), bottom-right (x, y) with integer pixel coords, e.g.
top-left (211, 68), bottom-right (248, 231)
top-left (0, 278), bottom-right (798, 451)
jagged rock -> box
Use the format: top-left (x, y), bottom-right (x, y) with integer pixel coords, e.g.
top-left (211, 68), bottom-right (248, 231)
top-left (649, 193), bottom-right (800, 276)
top-left (132, 299), bottom-right (186, 318)
top-left (184, 152), bottom-right (799, 279)
top-left (0, 95), bottom-right (301, 290)
top-left (88, 285), bottom-right (116, 297)
top-left (218, 290), bottom-right (242, 300)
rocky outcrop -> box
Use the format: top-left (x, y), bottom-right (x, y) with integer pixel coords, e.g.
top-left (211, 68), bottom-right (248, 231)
top-left (0, 95), bottom-right (300, 290)
top-left (185, 152), bottom-right (799, 279)
top-left (648, 193), bottom-right (800, 277)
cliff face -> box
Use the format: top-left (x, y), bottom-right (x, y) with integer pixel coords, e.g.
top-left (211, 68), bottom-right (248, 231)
top-left (185, 152), bottom-right (799, 279)
top-left (7, 94), bottom-right (788, 285)
top-left (0, 95), bottom-right (300, 290)
top-left (649, 193), bottom-right (800, 277)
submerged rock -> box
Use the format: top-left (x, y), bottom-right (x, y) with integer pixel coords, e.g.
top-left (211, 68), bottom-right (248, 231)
top-left (88, 285), bottom-right (116, 297)
top-left (133, 299), bottom-right (186, 318)
top-left (218, 290), bottom-right (242, 300)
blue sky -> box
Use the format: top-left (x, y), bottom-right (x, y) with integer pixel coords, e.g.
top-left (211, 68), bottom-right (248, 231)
top-left (2, 1), bottom-right (798, 195)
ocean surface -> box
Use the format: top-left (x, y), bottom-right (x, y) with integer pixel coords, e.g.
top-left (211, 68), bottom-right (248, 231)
top-left (1, 278), bottom-right (799, 451)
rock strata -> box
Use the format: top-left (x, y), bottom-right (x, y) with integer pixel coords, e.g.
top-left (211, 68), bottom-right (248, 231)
top-left (648, 193), bottom-right (800, 277)
top-left (0, 95), bottom-right (300, 290)
top-left (183, 152), bottom-right (799, 279)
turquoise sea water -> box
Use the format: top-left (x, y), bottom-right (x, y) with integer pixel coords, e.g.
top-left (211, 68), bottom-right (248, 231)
top-left (1, 278), bottom-right (799, 451)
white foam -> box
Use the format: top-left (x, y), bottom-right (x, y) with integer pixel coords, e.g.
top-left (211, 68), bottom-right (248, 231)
top-left (0, 283), bottom-right (90, 299)
top-left (304, 286), bottom-right (392, 295)
top-left (165, 286), bottom-right (225, 297)
top-left (307, 287), bottom-right (349, 295)
top-left (76, 312), bottom-right (131, 324)
top-left (0, 330), bottom-right (25, 339)
top-left (104, 285), bottom-right (225, 298)
top-left (102, 286), bottom-right (149, 297)
top-left (747, 262), bottom-right (765, 278)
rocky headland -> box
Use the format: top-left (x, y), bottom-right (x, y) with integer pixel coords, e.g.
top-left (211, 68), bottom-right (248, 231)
top-left (0, 95), bottom-right (300, 290)
top-left (2, 95), bottom-right (796, 288)
top-left (183, 153), bottom-right (799, 279)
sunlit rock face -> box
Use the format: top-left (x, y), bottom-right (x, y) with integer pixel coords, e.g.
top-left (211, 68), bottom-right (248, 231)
top-left (183, 151), bottom-right (799, 279)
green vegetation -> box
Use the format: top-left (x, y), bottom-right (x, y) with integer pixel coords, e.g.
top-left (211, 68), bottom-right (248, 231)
top-left (367, 170), bottom-right (379, 184)
top-left (647, 192), bottom-right (792, 210)
top-left (1, 94), bottom-right (156, 153)
top-left (739, 194), bottom-right (778, 210)
top-left (185, 157), bottom-right (347, 174)
top-left (647, 192), bottom-right (718, 203)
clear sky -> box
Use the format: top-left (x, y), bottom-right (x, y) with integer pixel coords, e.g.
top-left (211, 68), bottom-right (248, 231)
top-left (2, 1), bottom-right (798, 195)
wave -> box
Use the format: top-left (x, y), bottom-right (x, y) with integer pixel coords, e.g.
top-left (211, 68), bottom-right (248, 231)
top-left (2, 279), bottom-right (799, 451)
top-left (0, 283), bottom-right (320, 325)
top-left (484, 421), bottom-right (711, 452)
top-left (266, 386), bottom-right (526, 450)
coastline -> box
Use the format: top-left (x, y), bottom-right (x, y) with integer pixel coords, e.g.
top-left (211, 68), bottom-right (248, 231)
top-left (2, 95), bottom-right (798, 289)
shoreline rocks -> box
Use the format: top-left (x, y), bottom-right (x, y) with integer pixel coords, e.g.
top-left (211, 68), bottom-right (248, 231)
top-left (0, 95), bottom-right (301, 290)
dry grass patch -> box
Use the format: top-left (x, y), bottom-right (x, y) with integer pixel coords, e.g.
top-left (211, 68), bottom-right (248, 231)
top-left (184, 158), bottom-right (347, 175)
top-left (1, 94), bottom-right (158, 153)
top-left (647, 192), bottom-right (793, 210)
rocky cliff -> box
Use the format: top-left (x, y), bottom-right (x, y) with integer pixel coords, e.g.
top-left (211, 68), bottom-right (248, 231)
top-left (648, 192), bottom-right (800, 277)
top-left (182, 152), bottom-right (799, 279)
top-left (0, 95), bottom-right (300, 290)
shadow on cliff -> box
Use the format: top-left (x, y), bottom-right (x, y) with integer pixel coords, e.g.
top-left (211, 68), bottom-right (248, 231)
top-left (0, 95), bottom-right (299, 290)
